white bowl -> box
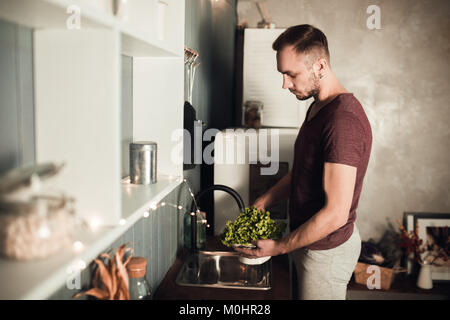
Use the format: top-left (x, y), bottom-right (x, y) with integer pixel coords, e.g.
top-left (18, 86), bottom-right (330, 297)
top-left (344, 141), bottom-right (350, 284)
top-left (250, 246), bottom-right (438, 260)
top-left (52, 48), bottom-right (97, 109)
top-left (230, 243), bottom-right (271, 265)
top-left (231, 243), bottom-right (256, 249)
top-left (239, 255), bottom-right (271, 265)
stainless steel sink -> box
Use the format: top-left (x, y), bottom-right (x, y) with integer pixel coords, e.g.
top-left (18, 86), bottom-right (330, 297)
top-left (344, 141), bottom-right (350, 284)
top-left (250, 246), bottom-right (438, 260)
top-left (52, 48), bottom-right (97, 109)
top-left (175, 251), bottom-right (271, 290)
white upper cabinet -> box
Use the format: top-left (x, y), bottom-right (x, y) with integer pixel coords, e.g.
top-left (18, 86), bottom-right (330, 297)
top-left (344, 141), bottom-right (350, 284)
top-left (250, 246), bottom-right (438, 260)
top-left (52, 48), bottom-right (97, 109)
top-left (0, 0), bottom-right (184, 57)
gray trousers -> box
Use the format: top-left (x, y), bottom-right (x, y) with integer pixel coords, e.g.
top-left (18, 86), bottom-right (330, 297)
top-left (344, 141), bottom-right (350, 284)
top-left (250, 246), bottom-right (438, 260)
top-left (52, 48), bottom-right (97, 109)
top-left (290, 224), bottom-right (361, 300)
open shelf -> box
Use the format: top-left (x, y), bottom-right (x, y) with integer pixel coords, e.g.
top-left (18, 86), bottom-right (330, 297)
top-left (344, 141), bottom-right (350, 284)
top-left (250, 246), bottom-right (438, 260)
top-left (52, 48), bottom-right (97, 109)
top-left (121, 31), bottom-right (179, 57)
top-left (121, 175), bottom-right (183, 226)
top-left (0, 0), bottom-right (182, 57)
top-left (27, 0), bottom-right (184, 227)
top-left (0, 0), bottom-right (185, 299)
top-left (0, 225), bottom-right (113, 300)
top-left (0, 176), bottom-right (182, 300)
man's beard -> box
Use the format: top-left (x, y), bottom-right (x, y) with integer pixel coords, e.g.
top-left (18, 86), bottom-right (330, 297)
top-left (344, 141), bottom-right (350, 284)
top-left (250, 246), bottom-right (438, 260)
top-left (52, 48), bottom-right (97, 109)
top-left (295, 71), bottom-right (320, 101)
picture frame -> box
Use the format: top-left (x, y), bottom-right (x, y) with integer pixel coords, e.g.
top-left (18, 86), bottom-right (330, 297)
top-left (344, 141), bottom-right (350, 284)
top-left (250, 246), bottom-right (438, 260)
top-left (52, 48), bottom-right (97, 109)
top-left (403, 212), bottom-right (450, 281)
top-left (403, 212), bottom-right (418, 275)
top-left (415, 215), bottom-right (450, 281)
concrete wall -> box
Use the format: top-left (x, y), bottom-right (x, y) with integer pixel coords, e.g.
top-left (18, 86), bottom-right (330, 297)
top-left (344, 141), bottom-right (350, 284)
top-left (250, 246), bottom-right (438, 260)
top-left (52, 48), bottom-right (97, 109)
top-left (237, 0), bottom-right (450, 240)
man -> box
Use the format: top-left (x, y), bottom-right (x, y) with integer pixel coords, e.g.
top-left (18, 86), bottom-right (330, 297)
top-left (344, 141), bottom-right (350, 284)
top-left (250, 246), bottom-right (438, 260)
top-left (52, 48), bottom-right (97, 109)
top-left (235, 24), bottom-right (372, 300)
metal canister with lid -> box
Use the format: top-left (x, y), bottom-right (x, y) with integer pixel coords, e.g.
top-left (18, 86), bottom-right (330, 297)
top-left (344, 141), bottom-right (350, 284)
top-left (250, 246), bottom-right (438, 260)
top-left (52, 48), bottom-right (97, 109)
top-left (129, 141), bottom-right (157, 185)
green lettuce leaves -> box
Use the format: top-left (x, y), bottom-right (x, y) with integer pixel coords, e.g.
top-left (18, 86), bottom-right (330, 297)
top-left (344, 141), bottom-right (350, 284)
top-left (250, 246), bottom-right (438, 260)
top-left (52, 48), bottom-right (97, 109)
top-left (221, 207), bottom-right (287, 247)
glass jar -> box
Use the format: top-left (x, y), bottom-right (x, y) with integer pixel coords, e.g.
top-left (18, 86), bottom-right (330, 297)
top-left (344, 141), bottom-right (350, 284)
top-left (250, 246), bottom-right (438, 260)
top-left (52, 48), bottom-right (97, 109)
top-left (243, 100), bottom-right (263, 129)
top-left (127, 257), bottom-right (152, 300)
top-left (0, 164), bottom-right (76, 261)
top-left (183, 211), bottom-right (206, 250)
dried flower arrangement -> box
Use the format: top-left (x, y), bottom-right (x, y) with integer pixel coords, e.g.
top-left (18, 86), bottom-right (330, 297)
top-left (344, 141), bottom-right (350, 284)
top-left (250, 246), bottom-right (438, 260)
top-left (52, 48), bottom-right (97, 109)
top-left (354, 222), bottom-right (406, 290)
top-left (73, 244), bottom-right (133, 300)
top-left (397, 219), bottom-right (426, 264)
top-left (358, 222), bottom-right (403, 268)
top-left (397, 220), bottom-right (450, 267)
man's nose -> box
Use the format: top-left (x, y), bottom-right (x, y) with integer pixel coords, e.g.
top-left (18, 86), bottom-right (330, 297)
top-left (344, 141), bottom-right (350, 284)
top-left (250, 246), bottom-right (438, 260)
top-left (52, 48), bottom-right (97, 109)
top-left (282, 75), bottom-right (292, 89)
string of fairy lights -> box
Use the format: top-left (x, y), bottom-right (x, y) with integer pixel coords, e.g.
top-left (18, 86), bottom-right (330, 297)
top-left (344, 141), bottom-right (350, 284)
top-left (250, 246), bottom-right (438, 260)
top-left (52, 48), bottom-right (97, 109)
top-left (68, 178), bottom-right (204, 276)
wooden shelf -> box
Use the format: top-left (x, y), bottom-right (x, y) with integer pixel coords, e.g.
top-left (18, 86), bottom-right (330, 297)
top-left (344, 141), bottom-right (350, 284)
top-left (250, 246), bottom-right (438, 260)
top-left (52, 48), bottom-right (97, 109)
top-left (0, 0), bottom-right (182, 57)
top-left (121, 31), bottom-right (179, 57)
top-left (0, 176), bottom-right (182, 300)
top-left (121, 175), bottom-right (183, 226)
top-left (0, 0), bottom-right (114, 30)
top-left (0, 225), bottom-right (113, 300)
top-left (347, 274), bottom-right (450, 300)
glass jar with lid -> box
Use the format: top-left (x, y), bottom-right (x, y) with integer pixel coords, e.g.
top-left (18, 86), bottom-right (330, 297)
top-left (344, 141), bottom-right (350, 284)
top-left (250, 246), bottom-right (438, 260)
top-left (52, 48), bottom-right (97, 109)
top-left (127, 257), bottom-right (153, 300)
top-left (183, 210), bottom-right (206, 250)
top-left (243, 100), bottom-right (263, 129)
top-left (0, 163), bottom-right (76, 261)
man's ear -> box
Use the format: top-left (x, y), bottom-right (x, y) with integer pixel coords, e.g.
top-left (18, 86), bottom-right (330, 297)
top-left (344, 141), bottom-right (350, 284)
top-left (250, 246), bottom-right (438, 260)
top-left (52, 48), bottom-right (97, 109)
top-left (314, 57), bottom-right (328, 78)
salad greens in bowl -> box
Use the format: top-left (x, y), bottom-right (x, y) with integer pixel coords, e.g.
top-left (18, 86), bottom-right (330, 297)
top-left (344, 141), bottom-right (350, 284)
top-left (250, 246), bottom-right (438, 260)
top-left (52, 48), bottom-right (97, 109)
top-left (221, 207), bottom-right (287, 248)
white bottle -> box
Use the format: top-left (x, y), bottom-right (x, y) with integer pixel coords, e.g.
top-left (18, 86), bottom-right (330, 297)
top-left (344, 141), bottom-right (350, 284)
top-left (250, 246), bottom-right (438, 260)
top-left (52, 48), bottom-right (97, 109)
top-left (416, 262), bottom-right (433, 289)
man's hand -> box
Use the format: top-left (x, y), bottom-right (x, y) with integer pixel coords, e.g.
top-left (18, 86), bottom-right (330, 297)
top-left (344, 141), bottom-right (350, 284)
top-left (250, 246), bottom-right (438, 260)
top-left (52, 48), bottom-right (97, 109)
top-left (252, 194), bottom-right (270, 212)
top-left (234, 239), bottom-right (285, 258)
top-left (252, 171), bottom-right (292, 212)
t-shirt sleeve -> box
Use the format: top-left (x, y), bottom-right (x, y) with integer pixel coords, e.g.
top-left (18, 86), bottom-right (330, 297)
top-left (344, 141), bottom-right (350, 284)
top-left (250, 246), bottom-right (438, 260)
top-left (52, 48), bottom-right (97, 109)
top-left (322, 111), bottom-right (365, 168)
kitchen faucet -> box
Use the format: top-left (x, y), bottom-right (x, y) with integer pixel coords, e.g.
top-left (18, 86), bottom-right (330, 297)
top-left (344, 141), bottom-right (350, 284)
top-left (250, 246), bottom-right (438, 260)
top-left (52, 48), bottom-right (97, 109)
top-left (188, 184), bottom-right (246, 254)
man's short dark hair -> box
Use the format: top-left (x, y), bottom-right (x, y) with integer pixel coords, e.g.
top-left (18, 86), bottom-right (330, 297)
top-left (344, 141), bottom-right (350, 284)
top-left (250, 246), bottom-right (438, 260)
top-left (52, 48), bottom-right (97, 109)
top-left (272, 24), bottom-right (330, 61)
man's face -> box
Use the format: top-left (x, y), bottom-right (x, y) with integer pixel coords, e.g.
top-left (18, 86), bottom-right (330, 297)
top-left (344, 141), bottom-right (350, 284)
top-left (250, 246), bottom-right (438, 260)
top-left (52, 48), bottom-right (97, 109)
top-left (276, 45), bottom-right (320, 100)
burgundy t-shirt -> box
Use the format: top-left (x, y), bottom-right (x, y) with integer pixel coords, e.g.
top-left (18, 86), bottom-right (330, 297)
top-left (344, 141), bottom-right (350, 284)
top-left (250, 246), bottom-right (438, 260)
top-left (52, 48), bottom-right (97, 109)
top-left (289, 93), bottom-right (372, 250)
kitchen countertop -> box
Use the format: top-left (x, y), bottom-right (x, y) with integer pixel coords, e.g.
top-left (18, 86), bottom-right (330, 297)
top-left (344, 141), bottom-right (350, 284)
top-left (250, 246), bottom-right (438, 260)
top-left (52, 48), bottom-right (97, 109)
top-left (154, 236), bottom-right (450, 300)
top-left (153, 236), bottom-right (291, 300)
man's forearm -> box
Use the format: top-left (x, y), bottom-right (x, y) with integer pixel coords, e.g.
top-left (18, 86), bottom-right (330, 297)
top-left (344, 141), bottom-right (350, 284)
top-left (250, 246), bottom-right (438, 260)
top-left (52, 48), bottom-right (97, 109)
top-left (278, 206), bottom-right (345, 254)
top-left (277, 162), bottom-right (355, 254)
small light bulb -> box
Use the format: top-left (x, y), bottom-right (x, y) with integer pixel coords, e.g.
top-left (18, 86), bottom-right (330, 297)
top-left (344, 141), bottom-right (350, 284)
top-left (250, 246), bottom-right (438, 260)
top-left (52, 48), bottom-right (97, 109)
top-left (76, 260), bottom-right (87, 270)
top-left (150, 202), bottom-right (158, 211)
top-left (88, 217), bottom-right (101, 231)
top-left (119, 219), bottom-right (126, 226)
top-left (73, 241), bottom-right (84, 252)
top-left (178, 205), bottom-right (183, 210)
top-left (161, 202), bottom-right (166, 207)
top-left (143, 210), bottom-right (150, 218)
top-left (38, 224), bottom-right (51, 239)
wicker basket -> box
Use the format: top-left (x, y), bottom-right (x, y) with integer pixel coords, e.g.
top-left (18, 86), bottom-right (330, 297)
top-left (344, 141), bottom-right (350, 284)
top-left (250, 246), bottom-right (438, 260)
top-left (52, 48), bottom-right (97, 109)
top-left (353, 261), bottom-right (403, 290)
